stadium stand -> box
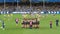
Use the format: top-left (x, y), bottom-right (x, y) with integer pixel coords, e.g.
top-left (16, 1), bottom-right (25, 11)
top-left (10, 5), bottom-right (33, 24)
top-left (0, 0), bottom-right (60, 14)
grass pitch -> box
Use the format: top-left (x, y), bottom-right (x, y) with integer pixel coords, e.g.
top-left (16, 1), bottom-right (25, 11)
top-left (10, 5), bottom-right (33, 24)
top-left (0, 14), bottom-right (60, 34)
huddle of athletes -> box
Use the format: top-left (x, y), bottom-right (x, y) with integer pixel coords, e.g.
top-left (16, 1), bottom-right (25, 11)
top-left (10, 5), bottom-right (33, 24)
top-left (22, 18), bottom-right (39, 29)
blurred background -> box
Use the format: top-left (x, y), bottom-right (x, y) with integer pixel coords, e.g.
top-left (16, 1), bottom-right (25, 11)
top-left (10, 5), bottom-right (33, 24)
top-left (0, 0), bottom-right (60, 14)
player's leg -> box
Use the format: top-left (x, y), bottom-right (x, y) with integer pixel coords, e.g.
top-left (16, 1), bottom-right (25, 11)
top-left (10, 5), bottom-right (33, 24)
top-left (35, 23), bottom-right (37, 28)
top-left (32, 22), bottom-right (34, 28)
top-left (29, 21), bottom-right (32, 29)
top-left (24, 22), bottom-right (26, 28)
top-left (2, 25), bottom-right (5, 30)
top-left (16, 22), bottom-right (18, 27)
top-left (36, 21), bottom-right (39, 28)
top-left (27, 22), bottom-right (29, 28)
top-left (56, 22), bottom-right (58, 26)
top-left (50, 24), bottom-right (52, 28)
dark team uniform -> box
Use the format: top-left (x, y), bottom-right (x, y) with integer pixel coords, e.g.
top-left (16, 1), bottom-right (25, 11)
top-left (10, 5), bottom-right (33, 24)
top-left (2, 21), bottom-right (5, 29)
top-left (56, 19), bottom-right (59, 26)
top-left (50, 21), bottom-right (52, 28)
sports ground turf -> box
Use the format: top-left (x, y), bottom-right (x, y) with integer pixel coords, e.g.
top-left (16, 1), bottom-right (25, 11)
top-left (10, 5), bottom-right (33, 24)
top-left (0, 14), bottom-right (60, 34)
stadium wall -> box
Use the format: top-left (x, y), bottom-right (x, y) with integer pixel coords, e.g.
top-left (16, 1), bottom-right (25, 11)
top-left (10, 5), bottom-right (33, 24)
top-left (0, 11), bottom-right (60, 14)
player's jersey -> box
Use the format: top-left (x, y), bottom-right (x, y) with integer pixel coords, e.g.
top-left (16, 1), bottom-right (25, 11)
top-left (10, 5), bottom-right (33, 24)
top-left (56, 20), bottom-right (59, 22)
top-left (15, 18), bottom-right (19, 22)
top-left (2, 20), bottom-right (5, 28)
top-left (50, 21), bottom-right (52, 25)
top-left (30, 21), bottom-right (32, 25)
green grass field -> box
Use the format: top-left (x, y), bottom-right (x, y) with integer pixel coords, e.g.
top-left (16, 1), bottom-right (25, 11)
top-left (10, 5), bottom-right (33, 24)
top-left (0, 14), bottom-right (60, 34)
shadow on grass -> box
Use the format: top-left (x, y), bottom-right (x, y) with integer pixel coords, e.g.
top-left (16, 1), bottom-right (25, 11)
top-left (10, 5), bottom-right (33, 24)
top-left (4, 26), bottom-right (57, 30)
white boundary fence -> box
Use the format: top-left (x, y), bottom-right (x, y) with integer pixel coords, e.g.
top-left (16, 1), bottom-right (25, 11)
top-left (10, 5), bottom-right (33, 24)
top-left (0, 11), bottom-right (60, 14)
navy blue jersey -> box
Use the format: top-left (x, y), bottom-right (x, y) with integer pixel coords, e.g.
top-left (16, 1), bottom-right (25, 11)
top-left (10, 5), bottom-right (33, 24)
top-left (1, 20), bottom-right (5, 28)
top-left (0, 20), bottom-right (4, 25)
top-left (56, 20), bottom-right (59, 22)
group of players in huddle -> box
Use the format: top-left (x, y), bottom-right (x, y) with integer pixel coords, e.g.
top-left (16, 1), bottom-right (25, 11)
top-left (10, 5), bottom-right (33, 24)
top-left (22, 18), bottom-right (39, 29)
